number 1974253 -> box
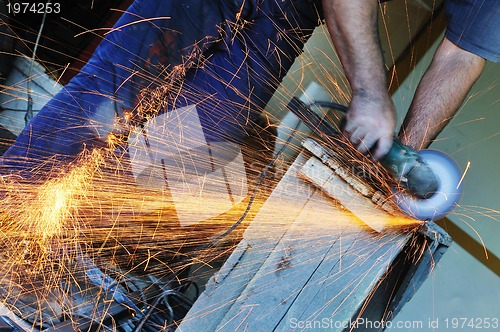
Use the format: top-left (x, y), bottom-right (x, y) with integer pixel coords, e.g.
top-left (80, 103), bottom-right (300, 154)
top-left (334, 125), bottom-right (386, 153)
top-left (6, 2), bottom-right (61, 15)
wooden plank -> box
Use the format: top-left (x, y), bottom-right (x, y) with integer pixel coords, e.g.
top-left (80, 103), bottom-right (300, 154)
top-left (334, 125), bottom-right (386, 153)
top-left (177, 153), bottom-right (315, 331)
top-left (275, 231), bottom-right (409, 331)
top-left (177, 240), bottom-right (257, 331)
top-left (300, 156), bottom-right (395, 232)
top-left (211, 192), bottom-right (410, 331)
top-left (242, 153), bottom-right (315, 244)
top-left (213, 191), bottom-right (355, 331)
top-left (178, 146), bottom-right (448, 332)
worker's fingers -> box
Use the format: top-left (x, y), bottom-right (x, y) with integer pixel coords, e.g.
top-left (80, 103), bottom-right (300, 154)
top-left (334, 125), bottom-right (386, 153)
top-left (343, 118), bottom-right (356, 136)
top-left (346, 126), bottom-right (381, 156)
top-left (372, 135), bottom-right (393, 161)
top-left (357, 132), bottom-right (379, 155)
top-left (345, 125), bottom-right (393, 160)
top-left (343, 92), bottom-right (396, 161)
top-left (346, 127), bottom-right (365, 147)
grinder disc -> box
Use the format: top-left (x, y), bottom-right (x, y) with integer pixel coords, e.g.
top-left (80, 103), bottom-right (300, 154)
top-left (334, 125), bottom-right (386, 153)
top-left (394, 150), bottom-right (463, 221)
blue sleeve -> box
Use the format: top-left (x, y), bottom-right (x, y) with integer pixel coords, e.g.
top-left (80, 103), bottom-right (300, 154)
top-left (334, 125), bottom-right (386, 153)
top-left (445, 0), bottom-right (500, 62)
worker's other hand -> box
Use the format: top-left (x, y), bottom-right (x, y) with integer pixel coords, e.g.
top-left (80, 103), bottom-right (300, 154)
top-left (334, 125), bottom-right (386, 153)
top-left (343, 91), bottom-right (396, 160)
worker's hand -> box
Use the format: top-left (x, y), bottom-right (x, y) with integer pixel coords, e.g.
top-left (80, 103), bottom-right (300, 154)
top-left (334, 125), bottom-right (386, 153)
top-left (343, 90), bottom-right (396, 160)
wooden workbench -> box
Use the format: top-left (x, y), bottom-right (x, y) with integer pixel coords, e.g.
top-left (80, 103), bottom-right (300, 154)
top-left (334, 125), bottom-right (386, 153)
top-left (177, 140), bottom-right (451, 332)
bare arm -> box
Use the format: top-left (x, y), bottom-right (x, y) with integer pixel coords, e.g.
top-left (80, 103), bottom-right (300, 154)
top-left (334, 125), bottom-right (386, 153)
top-left (398, 37), bottom-right (485, 149)
top-left (322, 0), bottom-right (396, 160)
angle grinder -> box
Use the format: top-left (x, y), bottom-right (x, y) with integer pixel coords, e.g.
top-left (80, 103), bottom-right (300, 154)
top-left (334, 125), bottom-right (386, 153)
top-left (286, 97), bottom-right (463, 221)
top-left (380, 138), bottom-right (462, 220)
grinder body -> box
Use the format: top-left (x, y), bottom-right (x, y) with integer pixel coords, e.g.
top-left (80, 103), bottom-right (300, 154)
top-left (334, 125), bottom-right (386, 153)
top-left (381, 139), bottom-right (439, 199)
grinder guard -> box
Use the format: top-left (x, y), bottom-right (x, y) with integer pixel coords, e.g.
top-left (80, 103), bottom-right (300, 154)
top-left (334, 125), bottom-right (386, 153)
top-left (393, 149), bottom-right (463, 221)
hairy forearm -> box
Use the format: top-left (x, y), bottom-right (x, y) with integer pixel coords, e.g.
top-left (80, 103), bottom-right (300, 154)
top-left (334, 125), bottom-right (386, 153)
top-left (322, 0), bottom-right (387, 96)
top-left (399, 38), bottom-right (485, 149)
top-left (322, 0), bottom-right (396, 160)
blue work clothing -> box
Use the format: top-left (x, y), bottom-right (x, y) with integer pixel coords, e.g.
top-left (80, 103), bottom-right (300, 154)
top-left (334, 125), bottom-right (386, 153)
top-left (0, 0), bottom-right (323, 175)
top-left (445, 0), bottom-right (500, 62)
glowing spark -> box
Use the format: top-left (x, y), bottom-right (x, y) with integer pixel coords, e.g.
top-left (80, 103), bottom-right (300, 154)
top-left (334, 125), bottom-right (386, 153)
top-left (460, 218), bottom-right (489, 260)
top-left (54, 63), bottom-right (70, 87)
top-left (457, 161), bottom-right (470, 189)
